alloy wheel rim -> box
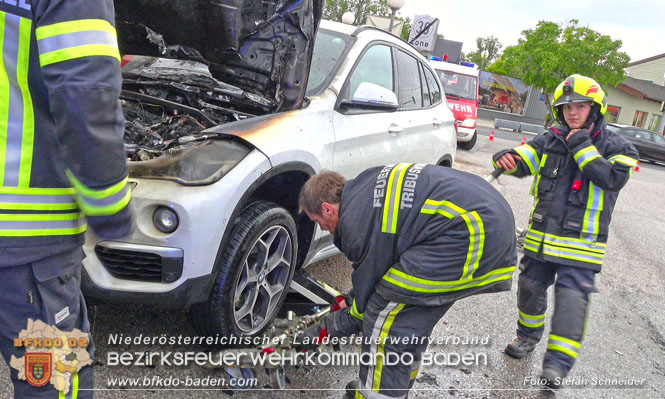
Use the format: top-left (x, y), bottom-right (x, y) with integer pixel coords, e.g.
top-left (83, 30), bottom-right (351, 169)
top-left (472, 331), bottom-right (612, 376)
top-left (233, 225), bottom-right (293, 334)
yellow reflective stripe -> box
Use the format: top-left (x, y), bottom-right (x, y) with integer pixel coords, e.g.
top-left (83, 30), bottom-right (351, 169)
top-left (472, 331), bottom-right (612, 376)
top-left (0, 187), bottom-right (75, 195)
top-left (67, 172), bottom-right (127, 200)
top-left (582, 182), bottom-right (603, 236)
top-left (527, 229), bottom-right (606, 250)
top-left (355, 389), bottom-right (366, 399)
top-left (547, 343), bottom-right (578, 358)
top-left (573, 146), bottom-right (602, 169)
top-left (373, 304), bottom-right (404, 391)
top-left (518, 310), bottom-right (546, 328)
top-left (529, 154), bottom-right (547, 197)
top-left (17, 17), bottom-right (34, 187)
top-left (381, 163), bottom-right (411, 234)
top-left (35, 19), bottom-right (117, 40)
top-left (0, 203), bottom-right (78, 211)
top-left (410, 369), bottom-right (419, 380)
top-left (609, 154), bottom-right (638, 167)
top-left (0, 212), bottom-right (82, 221)
top-left (513, 144), bottom-right (540, 175)
top-left (0, 225), bottom-right (86, 237)
top-left (350, 299), bottom-right (364, 321)
top-left (0, 12), bottom-right (8, 184)
top-left (383, 266), bottom-right (515, 293)
top-left (40, 44), bottom-right (120, 66)
top-left (73, 371), bottom-right (79, 399)
top-left (66, 172), bottom-right (131, 216)
top-left (548, 334), bottom-right (581, 359)
top-left (420, 200), bottom-right (484, 280)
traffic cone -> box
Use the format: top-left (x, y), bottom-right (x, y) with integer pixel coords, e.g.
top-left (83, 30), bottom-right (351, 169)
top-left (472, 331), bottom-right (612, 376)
top-left (635, 161), bottom-right (640, 172)
top-left (520, 137), bottom-right (526, 145)
top-left (489, 131), bottom-right (495, 141)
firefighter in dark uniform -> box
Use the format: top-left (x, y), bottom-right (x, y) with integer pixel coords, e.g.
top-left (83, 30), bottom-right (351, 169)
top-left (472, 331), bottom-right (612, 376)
top-left (494, 74), bottom-right (638, 388)
top-left (0, 1), bottom-right (131, 398)
top-left (298, 165), bottom-right (518, 399)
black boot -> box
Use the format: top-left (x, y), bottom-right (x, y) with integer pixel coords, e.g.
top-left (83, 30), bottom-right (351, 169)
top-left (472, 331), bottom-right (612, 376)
top-left (505, 337), bottom-right (537, 359)
top-left (344, 379), bottom-right (359, 398)
top-left (540, 367), bottom-right (566, 389)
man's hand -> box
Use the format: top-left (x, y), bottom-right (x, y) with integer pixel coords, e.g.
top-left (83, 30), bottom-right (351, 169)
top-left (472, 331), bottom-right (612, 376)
top-left (496, 153), bottom-right (522, 171)
top-left (566, 122), bottom-right (594, 142)
top-left (296, 317), bottom-right (328, 351)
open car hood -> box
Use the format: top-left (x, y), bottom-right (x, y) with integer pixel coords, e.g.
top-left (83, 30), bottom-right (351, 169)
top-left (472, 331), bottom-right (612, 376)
top-left (115, 0), bottom-right (323, 112)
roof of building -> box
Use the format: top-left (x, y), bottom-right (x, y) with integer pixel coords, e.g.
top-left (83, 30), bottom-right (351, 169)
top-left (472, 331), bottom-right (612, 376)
top-left (628, 53), bottom-right (665, 67)
top-left (617, 76), bottom-right (665, 102)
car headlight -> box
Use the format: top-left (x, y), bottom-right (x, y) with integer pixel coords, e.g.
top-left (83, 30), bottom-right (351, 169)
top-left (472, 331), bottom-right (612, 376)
top-left (128, 139), bottom-right (251, 186)
top-left (461, 118), bottom-right (476, 128)
top-left (153, 206), bottom-right (179, 233)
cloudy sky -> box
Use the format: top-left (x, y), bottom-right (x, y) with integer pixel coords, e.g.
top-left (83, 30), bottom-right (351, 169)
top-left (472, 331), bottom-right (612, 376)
top-left (396, 0), bottom-right (664, 66)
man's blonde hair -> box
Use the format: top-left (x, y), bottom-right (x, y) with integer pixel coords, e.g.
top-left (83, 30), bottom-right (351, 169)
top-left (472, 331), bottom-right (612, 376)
top-left (298, 171), bottom-right (346, 215)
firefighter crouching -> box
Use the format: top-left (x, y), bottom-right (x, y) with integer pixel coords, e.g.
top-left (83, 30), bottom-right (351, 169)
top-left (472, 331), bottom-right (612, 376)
top-left (298, 165), bottom-right (518, 398)
top-left (0, 1), bottom-right (131, 398)
top-left (494, 74), bottom-right (638, 388)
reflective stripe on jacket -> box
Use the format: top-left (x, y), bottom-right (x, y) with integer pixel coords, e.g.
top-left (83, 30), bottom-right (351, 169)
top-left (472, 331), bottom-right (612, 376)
top-left (1, 0), bottom-right (130, 256)
top-left (492, 118), bottom-right (638, 271)
top-left (334, 164), bottom-right (518, 315)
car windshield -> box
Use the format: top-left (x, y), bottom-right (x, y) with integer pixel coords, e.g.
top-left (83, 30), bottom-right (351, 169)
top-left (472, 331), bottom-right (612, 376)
top-left (437, 70), bottom-right (477, 101)
top-left (306, 29), bottom-right (351, 96)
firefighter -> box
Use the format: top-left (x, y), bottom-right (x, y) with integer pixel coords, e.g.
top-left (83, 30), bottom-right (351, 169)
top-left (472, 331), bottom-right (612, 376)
top-left (0, 1), bottom-right (131, 398)
top-left (298, 165), bottom-right (518, 399)
top-left (493, 74), bottom-right (638, 388)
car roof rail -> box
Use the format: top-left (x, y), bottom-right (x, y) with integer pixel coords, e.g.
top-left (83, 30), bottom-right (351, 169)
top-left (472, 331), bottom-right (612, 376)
top-left (351, 25), bottom-right (425, 59)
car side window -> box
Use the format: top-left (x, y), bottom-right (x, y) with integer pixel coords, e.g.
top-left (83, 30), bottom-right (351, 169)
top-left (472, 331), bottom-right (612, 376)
top-left (634, 130), bottom-right (649, 140)
top-left (419, 63), bottom-right (431, 107)
top-left (395, 50), bottom-right (423, 110)
top-left (423, 66), bottom-right (442, 104)
top-left (345, 44), bottom-right (393, 101)
top-left (652, 133), bottom-right (665, 144)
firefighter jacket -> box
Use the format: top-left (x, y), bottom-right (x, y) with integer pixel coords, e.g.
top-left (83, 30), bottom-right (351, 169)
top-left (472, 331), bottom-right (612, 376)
top-left (1, 0), bottom-right (131, 266)
top-left (492, 118), bottom-right (638, 272)
top-left (333, 164), bottom-right (518, 320)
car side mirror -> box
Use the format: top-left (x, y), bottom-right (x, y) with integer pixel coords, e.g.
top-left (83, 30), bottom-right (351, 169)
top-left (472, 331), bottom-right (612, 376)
top-left (340, 82), bottom-right (399, 112)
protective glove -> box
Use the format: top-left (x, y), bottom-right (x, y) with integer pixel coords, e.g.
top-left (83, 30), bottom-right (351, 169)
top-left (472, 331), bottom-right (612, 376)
top-left (295, 315), bottom-right (331, 351)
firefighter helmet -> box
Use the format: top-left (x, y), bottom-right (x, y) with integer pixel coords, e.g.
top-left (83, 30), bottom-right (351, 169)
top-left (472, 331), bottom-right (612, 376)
top-left (552, 74), bottom-right (607, 124)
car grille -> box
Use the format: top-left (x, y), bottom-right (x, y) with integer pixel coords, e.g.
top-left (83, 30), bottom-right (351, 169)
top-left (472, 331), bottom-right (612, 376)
top-left (95, 244), bottom-right (183, 283)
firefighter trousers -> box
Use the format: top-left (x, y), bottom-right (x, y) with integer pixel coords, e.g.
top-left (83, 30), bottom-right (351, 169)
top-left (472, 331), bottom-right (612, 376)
top-left (514, 257), bottom-right (596, 375)
top-left (0, 250), bottom-right (94, 399)
top-left (355, 292), bottom-right (453, 399)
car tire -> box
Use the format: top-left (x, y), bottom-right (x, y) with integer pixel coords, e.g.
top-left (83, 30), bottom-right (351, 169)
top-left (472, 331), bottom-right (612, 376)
top-left (458, 131), bottom-right (477, 150)
top-left (189, 201), bottom-right (298, 340)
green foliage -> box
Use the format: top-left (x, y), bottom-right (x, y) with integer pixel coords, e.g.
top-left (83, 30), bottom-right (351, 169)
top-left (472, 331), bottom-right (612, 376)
top-left (322, 0), bottom-right (392, 25)
top-left (399, 15), bottom-right (412, 41)
top-left (466, 36), bottom-right (502, 69)
top-left (493, 20), bottom-right (630, 125)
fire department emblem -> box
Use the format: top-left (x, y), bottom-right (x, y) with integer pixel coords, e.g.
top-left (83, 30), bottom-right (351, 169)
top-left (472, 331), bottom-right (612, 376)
top-left (25, 353), bottom-right (52, 387)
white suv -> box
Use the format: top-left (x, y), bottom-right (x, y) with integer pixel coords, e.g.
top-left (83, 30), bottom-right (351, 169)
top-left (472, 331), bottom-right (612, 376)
top-left (83, 16), bottom-right (457, 339)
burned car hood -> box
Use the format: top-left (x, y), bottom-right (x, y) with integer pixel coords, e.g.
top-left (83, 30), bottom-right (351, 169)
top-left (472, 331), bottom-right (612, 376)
top-left (115, 0), bottom-right (323, 112)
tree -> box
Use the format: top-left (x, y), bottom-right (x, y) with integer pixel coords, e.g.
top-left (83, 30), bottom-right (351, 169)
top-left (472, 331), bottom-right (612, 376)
top-left (489, 20), bottom-right (629, 126)
top-left (322, 0), bottom-right (391, 26)
top-left (398, 15), bottom-right (412, 42)
top-left (466, 36), bottom-right (502, 70)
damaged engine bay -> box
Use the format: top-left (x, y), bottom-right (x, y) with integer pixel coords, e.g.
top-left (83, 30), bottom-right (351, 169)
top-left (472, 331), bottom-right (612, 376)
top-left (121, 57), bottom-right (273, 162)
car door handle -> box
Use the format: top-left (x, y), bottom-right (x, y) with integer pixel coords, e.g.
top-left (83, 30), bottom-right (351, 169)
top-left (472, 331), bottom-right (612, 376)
top-left (432, 118), bottom-right (443, 126)
top-left (388, 124), bottom-right (403, 135)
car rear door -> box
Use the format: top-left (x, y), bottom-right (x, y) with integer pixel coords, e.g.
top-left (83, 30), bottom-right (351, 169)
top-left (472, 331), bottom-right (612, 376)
top-left (391, 49), bottom-right (453, 165)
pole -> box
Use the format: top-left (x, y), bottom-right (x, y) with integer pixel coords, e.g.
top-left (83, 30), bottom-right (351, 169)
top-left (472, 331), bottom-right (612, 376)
top-left (388, 8), bottom-right (396, 32)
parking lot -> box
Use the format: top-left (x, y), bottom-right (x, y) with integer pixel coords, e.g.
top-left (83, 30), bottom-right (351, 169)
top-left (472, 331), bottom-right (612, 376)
top-left (2, 130), bottom-right (664, 399)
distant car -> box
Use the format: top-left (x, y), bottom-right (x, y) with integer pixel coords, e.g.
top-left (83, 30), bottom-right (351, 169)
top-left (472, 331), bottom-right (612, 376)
top-left (82, 5), bottom-right (457, 341)
top-left (606, 123), bottom-right (665, 163)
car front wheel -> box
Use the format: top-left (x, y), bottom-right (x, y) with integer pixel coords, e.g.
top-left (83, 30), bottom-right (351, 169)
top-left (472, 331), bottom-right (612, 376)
top-left (189, 201), bottom-right (297, 339)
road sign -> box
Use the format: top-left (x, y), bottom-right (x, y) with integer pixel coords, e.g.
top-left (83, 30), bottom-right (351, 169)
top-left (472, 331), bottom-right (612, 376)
top-left (408, 15), bottom-right (439, 52)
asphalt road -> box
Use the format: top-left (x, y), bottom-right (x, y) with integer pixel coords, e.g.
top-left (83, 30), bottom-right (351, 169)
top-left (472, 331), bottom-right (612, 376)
top-left (2, 135), bottom-right (664, 399)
